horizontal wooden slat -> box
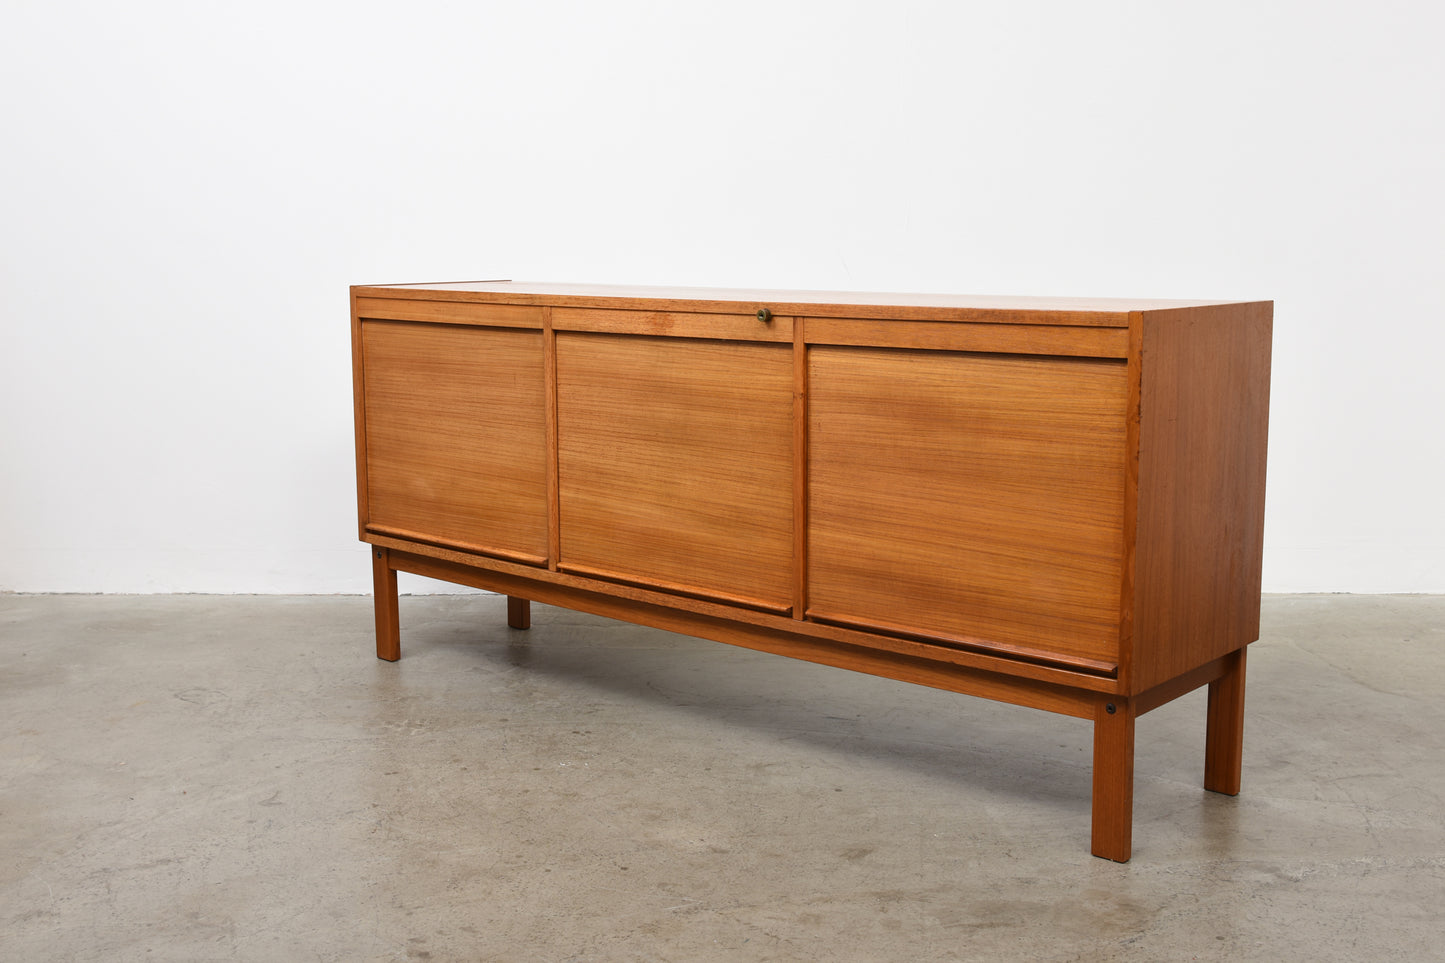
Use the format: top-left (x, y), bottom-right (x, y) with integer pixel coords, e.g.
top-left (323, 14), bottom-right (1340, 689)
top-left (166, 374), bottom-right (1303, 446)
top-left (355, 296), bottom-right (544, 328)
top-left (551, 307), bottom-right (793, 342)
top-left (806, 609), bottom-right (1118, 677)
top-left (806, 318), bottom-right (1129, 358)
top-left (559, 562), bottom-right (792, 616)
top-left (364, 525), bottom-right (547, 568)
top-left (1133, 655), bottom-right (1230, 716)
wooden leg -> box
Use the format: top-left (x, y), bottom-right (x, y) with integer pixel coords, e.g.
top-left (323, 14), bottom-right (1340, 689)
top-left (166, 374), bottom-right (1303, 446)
top-left (372, 547), bottom-right (400, 662)
top-left (1091, 698), bottom-right (1136, 862)
top-left (1204, 647), bottom-right (1247, 795)
top-left (507, 596), bottom-right (531, 630)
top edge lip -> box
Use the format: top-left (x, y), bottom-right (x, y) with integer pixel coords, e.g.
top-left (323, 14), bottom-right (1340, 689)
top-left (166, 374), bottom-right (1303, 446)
top-left (349, 280), bottom-right (1268, 327)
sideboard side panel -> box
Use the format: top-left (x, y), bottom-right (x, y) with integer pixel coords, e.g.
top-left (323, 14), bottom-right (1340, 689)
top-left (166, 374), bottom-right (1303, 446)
top-left (1132, 303), bottom-right (1273, 691)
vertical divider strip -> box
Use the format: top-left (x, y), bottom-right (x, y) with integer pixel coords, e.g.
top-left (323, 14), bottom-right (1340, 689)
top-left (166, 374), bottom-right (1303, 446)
top-left (1116, 311), bottom-right (1144, 690)
top-left (792, 317), bottom-right (809, 619)
top-left (350, 289), bottom-right (371, 539)
top-left (544, 306), bottom-right (561, 571)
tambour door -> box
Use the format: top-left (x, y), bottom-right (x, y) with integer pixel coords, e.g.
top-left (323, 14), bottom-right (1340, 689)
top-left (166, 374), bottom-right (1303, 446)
top-left (360, 319), bottom-right (549, 564)
top-left (555, 332), bottom-right (795, 613)
top-left (807, 346), bottom-right (1128, 671)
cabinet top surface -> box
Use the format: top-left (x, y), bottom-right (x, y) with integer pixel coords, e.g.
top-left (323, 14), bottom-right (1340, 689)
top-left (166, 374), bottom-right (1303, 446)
top-left (352, 280), bottom-right (1267, 327)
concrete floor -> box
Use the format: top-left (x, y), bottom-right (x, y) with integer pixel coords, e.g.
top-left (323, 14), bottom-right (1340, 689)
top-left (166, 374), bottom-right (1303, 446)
top-left (1, 594), bottom-right (1441, 962)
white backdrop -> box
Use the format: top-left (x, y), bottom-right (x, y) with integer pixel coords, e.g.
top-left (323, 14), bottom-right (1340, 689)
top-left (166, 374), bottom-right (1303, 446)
top-left (2, 1), bottom-right (1441, 594)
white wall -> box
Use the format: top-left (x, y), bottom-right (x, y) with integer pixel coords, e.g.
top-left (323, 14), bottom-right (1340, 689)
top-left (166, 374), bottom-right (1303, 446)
top-left (2, 1), bottom-right (1441, 594)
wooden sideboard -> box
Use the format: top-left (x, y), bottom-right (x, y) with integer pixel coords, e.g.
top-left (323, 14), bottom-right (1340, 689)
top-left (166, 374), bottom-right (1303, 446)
top-left (350, 280), bottom-right (1272, 861)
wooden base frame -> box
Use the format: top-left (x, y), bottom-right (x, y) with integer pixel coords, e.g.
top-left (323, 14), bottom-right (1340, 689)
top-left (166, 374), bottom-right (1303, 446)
top-left (367, 545), bottom-right (1247, 861)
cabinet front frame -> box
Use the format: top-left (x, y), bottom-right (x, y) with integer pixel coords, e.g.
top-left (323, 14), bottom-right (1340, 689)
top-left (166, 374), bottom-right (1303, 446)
top-left (352, 294), bottom-right (1138, 683)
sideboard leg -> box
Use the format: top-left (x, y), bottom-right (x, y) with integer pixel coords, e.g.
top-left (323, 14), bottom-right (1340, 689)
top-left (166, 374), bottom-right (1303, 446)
top-left (1091, 698), bottom-right (1136, 862)
top-left (506, 596), bottom-right (531, 630)
top-left (1204, 647), bottom-right (1247, 795)
top-left (372, 547), bottom-right (400, 662)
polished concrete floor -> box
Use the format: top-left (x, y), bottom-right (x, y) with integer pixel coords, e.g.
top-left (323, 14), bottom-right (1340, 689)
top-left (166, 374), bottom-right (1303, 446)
top-left (1, 593), bottom-right (1441, 961)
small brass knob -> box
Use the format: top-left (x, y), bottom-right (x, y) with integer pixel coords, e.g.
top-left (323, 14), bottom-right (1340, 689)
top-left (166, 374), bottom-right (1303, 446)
top-left (756, 308), bottom-right (773, 323)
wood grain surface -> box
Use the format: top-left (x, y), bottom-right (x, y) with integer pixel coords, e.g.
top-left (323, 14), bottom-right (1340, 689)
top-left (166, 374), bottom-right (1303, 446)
top-left (807, 346), bottom-right (1128, 666)
top-left (361, 320), bottom-right (548, 561)
top-left (556, 333), bottom-right (794, 611)
top-left (551, 307), bottom-right (793, 342)
top-left (1130, 303), bottom-right (1272, 690)
top-left (804, 317), bottom-right (1128, 358)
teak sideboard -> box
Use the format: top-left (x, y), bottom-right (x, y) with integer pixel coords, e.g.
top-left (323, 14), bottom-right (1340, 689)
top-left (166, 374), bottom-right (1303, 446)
top-left (350, 280), bottom-right (1272, 861)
